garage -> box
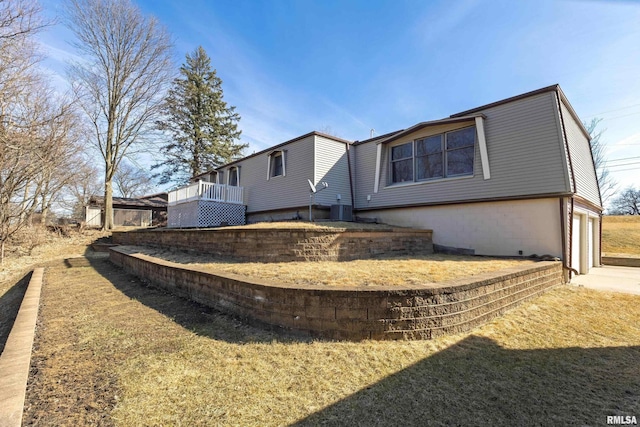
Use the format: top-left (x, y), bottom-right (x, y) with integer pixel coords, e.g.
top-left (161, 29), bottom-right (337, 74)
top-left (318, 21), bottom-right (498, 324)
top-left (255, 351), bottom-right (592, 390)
top-left (571, 212), bottom-right (599, 275)
top-left (572, 216), bottom-right (582, 273)
top-left (588, 218), bottom-right (594, 269)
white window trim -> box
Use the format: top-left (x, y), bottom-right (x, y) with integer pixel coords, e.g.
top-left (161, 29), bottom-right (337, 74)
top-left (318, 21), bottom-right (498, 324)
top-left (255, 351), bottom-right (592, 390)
top-left (374, 143), bottom-right (382, 193)
top-left (384, 173), bottom-right (474, 189)
top-left (267, 150), bottom-right (286, 180)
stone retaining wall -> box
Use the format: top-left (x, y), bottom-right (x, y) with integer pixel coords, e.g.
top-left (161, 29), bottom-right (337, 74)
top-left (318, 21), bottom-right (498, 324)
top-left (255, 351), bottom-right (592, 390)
top-left (110, 247), bottom-right (564, 340)
top-left (111, 227), bottom-right (434, 262)
top-left (602, 256), bottom-right (640, 268)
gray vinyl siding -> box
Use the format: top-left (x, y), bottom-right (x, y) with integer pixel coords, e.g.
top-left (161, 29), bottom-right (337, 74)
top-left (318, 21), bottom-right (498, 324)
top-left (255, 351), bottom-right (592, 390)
top-left (354, 140), bottom-right (377, 208)
top-left (353, 92), bottom-right (570, 209)
top-left (560, 100), bottom-right (602, 207)
top-left (313, 136), bottom-right (352, 207)
top-left (220, 135), bottom-right (316, 213)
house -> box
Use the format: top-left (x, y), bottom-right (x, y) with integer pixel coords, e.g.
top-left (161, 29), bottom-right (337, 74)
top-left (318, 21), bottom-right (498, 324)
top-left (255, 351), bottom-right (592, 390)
top-left (85, 193), bottom-right (168, 228)
top-left (167, 84), bottom-right (602, 277)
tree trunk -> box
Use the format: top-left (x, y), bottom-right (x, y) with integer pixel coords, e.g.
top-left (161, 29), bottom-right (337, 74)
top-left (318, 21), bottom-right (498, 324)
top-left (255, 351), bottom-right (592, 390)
top-left (20, 181), bottom-right (30, 222)
top-left (41, 204), bottom-right (49, 225)
top-left (103, 178), bottom-right (114, 231)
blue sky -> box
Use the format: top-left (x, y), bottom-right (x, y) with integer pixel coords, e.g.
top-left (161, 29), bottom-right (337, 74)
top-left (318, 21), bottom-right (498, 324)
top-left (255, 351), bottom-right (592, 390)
top-left (38, 0), bottom-right (640, 195)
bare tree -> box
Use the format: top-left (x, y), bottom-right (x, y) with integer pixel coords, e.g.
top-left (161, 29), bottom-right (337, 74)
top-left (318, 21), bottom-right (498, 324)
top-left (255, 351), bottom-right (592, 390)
top-left (610, 187), bottom-right (640, 215)
top-left (113, 160), bottom-right (154, 198)
top-left (32, 97), bottom-right (85, 224)
top-left (65, 0), bottom-right (173, 230)
top-left (59, 158), bottom-right (102, 220)
top-left (584, 118), bottom-right (617, 204)
top-left (0, 0), bottom-right (49, 262)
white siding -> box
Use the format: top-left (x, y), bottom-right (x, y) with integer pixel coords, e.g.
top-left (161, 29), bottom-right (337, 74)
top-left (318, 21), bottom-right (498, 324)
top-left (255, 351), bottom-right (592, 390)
top-left (353, 92), bottom-right (570, 210)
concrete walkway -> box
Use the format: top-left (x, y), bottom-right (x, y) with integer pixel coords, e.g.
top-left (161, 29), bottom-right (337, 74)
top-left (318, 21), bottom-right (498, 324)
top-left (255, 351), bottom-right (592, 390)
top-left (0, 268), bottom-right (44, 427)
top-left (571, 266), bottom-right (640, 295)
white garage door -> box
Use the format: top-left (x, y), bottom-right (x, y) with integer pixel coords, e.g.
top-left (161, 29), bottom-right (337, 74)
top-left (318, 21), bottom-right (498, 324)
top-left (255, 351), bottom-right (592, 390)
top-left (572, 216), bottom-right (581, 274)
top-left (588, 218), bottom-right (594, 269)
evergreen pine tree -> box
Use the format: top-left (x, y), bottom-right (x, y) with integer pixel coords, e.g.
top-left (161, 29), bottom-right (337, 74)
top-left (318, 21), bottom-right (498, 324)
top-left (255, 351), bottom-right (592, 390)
top-left (155, 46), bottom-right (246, 184)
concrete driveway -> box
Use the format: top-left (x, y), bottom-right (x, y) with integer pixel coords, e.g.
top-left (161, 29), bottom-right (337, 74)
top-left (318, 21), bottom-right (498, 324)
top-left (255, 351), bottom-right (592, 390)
top-left (571, 266), bottom-right (640, 295)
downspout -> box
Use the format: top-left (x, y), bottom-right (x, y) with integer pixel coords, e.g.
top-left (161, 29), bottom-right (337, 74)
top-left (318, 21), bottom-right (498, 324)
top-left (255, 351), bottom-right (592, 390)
top-left (568, 197), bottom-right (578, 278)
top-left (560, 197), bottom-right (578, 280)
top-left (345, 143), bottom-right (355, 209)
top-left (556, 90), bottom-right (579, 280)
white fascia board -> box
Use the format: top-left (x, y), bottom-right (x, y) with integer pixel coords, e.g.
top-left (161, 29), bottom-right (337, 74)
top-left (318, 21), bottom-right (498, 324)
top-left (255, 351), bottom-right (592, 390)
top-left (374, 142), bottom-right (382, 193)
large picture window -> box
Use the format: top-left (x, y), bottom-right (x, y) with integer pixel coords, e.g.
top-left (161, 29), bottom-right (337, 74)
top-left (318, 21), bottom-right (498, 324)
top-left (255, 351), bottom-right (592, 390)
top-left (389, 126), bottom-right (475, 184)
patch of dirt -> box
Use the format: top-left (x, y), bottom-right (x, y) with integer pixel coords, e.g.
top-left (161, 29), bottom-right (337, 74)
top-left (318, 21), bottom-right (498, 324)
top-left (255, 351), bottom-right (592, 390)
top-left (23, 260), bottom-right (119, 426)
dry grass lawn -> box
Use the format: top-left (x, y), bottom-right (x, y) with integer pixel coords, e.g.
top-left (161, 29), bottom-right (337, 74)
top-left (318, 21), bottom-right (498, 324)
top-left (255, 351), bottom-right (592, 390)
top-left (23, 257), bottom-right (640, 426)
top-left (0, 227), bottom-right (108, 354)
top-left (135, 246), bottom-right (534, 287)
top-left (602, 215), bottom-right (640, 256)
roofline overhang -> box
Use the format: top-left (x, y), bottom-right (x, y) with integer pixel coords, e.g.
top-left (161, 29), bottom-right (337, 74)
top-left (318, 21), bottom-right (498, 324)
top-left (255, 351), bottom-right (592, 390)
top-left (451, 84), bottom-right (591, 140)
top-left (192, 131), bottom-right (353, 179)
top-left (371, 114), bottom-right (486, 146)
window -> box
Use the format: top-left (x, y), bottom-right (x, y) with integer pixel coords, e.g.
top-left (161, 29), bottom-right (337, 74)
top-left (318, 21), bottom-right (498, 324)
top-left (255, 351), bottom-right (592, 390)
top-left (228, 167), bottom-right (239, 186)
top-left (446, 127), bottom-right (475, 176)
top-left (271, 152), bottom-right (283, 177)
top-left (389, 126), bottom-right (475, 184)
top-left (416, 135), bottom-right (443, 180)
top-left (267, 150), bottom-right (286, 179)
top-left (390, 142), bottom-right (413, 183)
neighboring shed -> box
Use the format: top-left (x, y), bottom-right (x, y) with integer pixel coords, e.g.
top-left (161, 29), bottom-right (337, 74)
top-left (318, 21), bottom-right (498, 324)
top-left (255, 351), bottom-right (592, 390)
top-left (85, 193), bottom-right (168, 228)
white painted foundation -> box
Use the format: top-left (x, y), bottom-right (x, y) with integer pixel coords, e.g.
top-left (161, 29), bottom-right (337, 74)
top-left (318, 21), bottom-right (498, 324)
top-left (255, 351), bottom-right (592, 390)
top-left (357, 198), bottom-right (563, 257)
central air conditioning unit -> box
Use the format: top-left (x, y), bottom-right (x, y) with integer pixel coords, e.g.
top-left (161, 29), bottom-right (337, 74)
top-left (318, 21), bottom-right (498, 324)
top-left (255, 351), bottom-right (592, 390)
top-left (330, 204), bottom-right (353, 221)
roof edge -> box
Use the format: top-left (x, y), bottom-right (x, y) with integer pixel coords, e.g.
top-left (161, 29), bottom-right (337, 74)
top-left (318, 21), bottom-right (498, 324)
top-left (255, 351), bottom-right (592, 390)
top-left (194, 131), bottom-right (353, 178)
top-left (556, 87), bottom-right (592, 141)
top-left (369, 114), bottom-right (485, 146)
top-left (450, 84), bottom-right (561, 118)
